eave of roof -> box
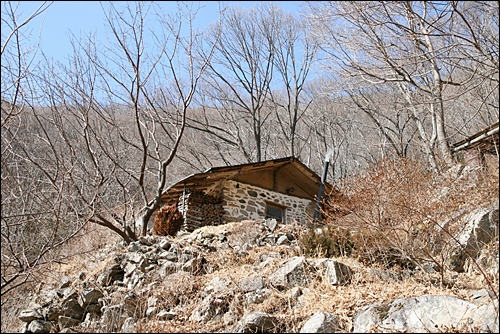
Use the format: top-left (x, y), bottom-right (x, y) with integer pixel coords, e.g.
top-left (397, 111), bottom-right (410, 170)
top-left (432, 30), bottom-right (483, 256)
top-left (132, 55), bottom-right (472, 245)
top-left (159, 156), bottom-right (332, 206)
top-left (452, 122), bottom-right (499, 152)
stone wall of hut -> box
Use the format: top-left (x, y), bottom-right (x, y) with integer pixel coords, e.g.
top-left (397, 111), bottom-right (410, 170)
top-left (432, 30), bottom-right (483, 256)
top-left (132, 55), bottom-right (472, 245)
top-left (221, 180), bottom-right (314, 224)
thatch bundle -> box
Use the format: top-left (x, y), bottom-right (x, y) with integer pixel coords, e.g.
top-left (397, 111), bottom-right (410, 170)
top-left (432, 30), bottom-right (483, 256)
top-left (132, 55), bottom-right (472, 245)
top-left (152, 204), bottom-right (184, 236)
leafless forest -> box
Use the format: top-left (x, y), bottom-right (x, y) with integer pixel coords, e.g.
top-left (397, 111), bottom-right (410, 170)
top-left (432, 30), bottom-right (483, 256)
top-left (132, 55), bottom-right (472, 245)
top-left (1, 1), bottom-right (498, 298)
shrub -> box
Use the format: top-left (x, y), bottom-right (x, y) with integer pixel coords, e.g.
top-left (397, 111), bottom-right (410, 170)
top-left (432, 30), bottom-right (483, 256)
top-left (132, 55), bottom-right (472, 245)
top-left (321, 157), bottom-right (499, 273)
top-left (299, 225), bottom-right (354, 258)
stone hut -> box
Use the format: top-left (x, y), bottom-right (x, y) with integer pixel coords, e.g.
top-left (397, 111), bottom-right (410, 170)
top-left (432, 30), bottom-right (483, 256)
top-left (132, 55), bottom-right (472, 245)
top-left (452, 122), bottom-right (499, 174)
top-left (157, 157), bottom-right (333, 231)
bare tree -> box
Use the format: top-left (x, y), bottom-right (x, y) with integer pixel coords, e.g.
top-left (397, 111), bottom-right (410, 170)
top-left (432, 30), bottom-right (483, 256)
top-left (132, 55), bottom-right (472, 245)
top-left (2, 2), bottom-right (221, 287)
top-left (66, 1), bottom-right (219, 238)
top-left (192, 3), bottom-right (277, 163)
top-left (345, 85), bottom-right (417, 159)
top-left (306, 1), bottom-right (499, 172)
top-left (269, 7), bottom-right (318, 158)
top-left (1, 1), bottom-right (90, 297)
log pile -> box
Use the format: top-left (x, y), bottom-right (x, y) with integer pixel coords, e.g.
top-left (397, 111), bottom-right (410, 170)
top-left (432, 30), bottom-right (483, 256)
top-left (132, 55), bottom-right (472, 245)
top-left (182, 190), bottom-right (225, 232)
top-left (152, 204), bottom-right (184, 237)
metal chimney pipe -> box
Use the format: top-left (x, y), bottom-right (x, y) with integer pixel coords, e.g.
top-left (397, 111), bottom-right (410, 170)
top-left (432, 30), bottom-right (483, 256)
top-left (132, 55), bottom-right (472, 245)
top-left (313, 159), bottom-right (330, 222)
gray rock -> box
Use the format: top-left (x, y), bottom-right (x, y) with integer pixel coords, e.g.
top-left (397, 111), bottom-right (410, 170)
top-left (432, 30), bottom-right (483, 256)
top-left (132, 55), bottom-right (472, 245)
top-left (468, 240), bottom-right (500, 277)
top-left (58, 316), bottom-right (81, 329)
top-left (27, 319), bottom-right (53, 333)
top-left (205, 276), bottom-right (231, 294)
top-left (157, 310), bottom-right (176, 321)
top-left (59, 276), bottom-right (72, 289)
top-left (158, 239), bottom-right (171, 250)
top-left (121, 317), bottom-right (136, 333)
top-left (270, 256), bottom-right (312, 290)
top-left (138, 258), bottom-right (154, 272)
top-left (384, 295), bottom-right (477, 332)
top-left (123, 262), bottom-right (137, 278)
top-left (126, 270), bottom-right (145, 290)
top-left (159, 261), bottom-right (178, 277)
top-left (18, 308), bottom-right (43, 322)
top-left (290, 286), bottom-right (302, 298)
top-left (262, 218), bottom-right (278, 232)
top-left (59, 288), bottom-right (78, 302)
top-left (472, 298), bottom-right (499, 333)
top-left (85, 302), bottom-right (102, 314)
top-left (448, 206), bottom-right (499, 272)
top-left (36, 289), bottom-right (59, 307)
top-left (97, 264), bottom-right (124, 287)
top-left (128, 241), bottom-right (141, 252)
top-left (352, 303), bottom-right (382, 333)
top-left (276, 234), bottom-right (289, 245)
top-left (61, 297), bottom-right (85, 320)
top-left (179, 253), bottom-right (195, 263)
top-left (471, 289), bottom-right (497, 305)
top-left (300, 311), bottom-right (340, 333)
top-left (189, 294), bottom-right (228, 323)
top-left (315, 259), bottom-right (352, 285)
top-left (365, 268), bottom-right (402, 282)
top-left (125, 252), bottom-right (145, 263)
top-left (160, 251), bottom-right (178, 262)
top-left (181, 256), bottom-right (203, 274)
top-left (353, 295), bottom-right (480, 333)
top-left (182, 246), bottom-right (200, 255)
top-left (20, 322), bottom-right (29, 333)
top-left (245, 288), bottom-right (271, 304)
top-left (79, 288), bottom-right (104, 307)
top-left (44, 304), bottom-right (63, 321)
top-left (239, 276), bottom-right (264, 293)
top-left (146, 307), bottom-right (157, 319)
top-left (147, 296), bottom-right (158, 308)
top-left (242, 311), bottom-right (278, 333)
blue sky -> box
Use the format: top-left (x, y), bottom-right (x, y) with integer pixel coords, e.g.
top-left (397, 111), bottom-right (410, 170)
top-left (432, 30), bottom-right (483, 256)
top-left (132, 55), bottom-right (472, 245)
top-left (4, 1), bottom-right (305, 64)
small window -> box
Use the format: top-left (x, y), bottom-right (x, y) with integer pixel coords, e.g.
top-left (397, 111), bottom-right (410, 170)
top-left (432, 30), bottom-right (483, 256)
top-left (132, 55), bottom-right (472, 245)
top-left (265, 203), bottom-right (286, 222)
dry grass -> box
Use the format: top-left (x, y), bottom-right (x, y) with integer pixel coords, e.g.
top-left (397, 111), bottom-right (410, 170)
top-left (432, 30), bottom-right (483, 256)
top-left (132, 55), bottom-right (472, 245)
top-left (1, 224), bottom-right (120, 333)
top-left (2, 158), bottom-right (498, 333)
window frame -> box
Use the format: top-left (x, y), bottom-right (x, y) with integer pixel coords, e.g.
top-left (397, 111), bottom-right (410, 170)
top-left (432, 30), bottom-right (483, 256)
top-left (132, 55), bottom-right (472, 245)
top-left (264, 201), bottom-right (288, 223)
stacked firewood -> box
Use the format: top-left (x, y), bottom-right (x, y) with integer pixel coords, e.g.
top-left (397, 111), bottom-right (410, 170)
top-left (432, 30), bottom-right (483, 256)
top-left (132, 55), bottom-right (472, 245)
top-left (182, 190), bottom-right (225, 231)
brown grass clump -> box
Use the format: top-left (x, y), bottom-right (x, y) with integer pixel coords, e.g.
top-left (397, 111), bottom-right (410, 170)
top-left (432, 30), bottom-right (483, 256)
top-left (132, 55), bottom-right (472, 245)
top-left (153, 204), bottom-right (184, 236)
top-left (298, 226), bottom-right (354, 258)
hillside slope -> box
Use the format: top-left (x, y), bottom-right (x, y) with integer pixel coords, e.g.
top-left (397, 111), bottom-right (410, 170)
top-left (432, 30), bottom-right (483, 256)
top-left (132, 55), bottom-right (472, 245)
top-left (3, 164), bottom-right (499, 333)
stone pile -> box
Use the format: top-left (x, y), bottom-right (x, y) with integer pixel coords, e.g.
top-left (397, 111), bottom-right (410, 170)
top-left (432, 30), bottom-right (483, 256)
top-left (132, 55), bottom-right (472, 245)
top-left (17, 212), bottom-right (499, 333)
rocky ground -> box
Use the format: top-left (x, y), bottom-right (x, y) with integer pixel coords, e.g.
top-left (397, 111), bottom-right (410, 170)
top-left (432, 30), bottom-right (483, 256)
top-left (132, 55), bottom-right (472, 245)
top-left (12, 206), bottom-right (499, 333)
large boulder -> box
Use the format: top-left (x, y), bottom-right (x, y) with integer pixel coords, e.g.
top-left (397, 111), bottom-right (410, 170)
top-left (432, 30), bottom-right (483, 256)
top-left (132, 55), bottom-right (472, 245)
top-left (352, 294), bottom-right (498, 332)
top-left (18, 308), bottom-right (43, 323)
top-left (314, 259), bottom-right (352, 285)
top-left (448, 205), bottom-right (499, 272)
top-left (241, 312), bottom-right (278, 333)
top-left (300, 311), bottom-right (340, 333)
top-left (269, 256), bottom-right (312, 290)
top-left (27, 319), bottom-right (53, 333)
